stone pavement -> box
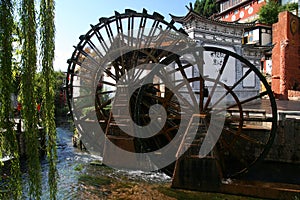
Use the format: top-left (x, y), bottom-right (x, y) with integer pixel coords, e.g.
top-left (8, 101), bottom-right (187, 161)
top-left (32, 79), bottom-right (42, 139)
top-left (276, 99), bottom-right (300, 111)
top-left (247, 99), bottom-right (300, 114)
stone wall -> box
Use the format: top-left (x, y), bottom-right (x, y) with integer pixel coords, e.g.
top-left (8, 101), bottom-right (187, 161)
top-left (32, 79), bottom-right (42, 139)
top-left (272, 11), bottom-right (300, 100)
top-left (265, 118), bottom-right (300, 163)
top-left (288, 90), bottom-right (300, 100)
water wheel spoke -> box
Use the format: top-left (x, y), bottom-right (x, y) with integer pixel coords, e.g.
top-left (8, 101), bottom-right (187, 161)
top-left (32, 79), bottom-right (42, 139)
top-left (72, 93), bottom-right (94, 100)
top-left (93, 27), bottom-right (110, 54)
top-left (144, 76), bottom-right (197, 111)
top-left (135, 95), bottom-right (181, 117)
top-left (132, 63), bottom-right (146, 80)
top-left (161, 54), bottom-right (189, 71)
top-left (144, 20), bottom-right (160, 47)
top-left (96, 90), bottom-right (115, 95)
top-left (167, 102), bottom-right (181, 113)
top-left (100, 80), bottom-right (116, 87)
top-left (114, 11), bottom-right (124, 35)
top-left (112, 62), bottom-right (124, 80)
top-left (204, 54), bottom-right (230, 111)
top-left (68, 57), bottom-right (97, 74)
top-left (231, 67), bottom-right (252, 91)
top-left (160, 125), bottom-right (180, 144)
top-left (169, 84), bottom-right (198, 110)
top-left (96, 97), bottom-right (113, 110)
top-left (85, 37), bottom-right (105, 59)
top-left (202, 77), bottom-right (239, 114)
top-left (223, 128), bottom-right (265, 146)
top-left (135, 12), bottom-right (147, 49)
top-left (203, 81), bottom-right (243, 119)
top-left (75, 46), bottom-right (117, 81)
top-left (71, 85), bottom-right (94, 91)
top-left (103, 21), bottom-right (115, 45)
top-left (175, 60), bottom-right (194, 73)
top-left (210, 93), bottom-right (227, 110)
top-left (175, 55), bottom-right (188, 80)
top-left (79, 109), bottom-right (98, 121)
top-left (227, 91), bottom-right (269, 110)
top-left (71, 73), bottom-right (94, 81)
top-left (72, 103), bottom-right (94, 114)
top-left (128, 14), bottom-right (135, 46)
top-left (210, 66), bottom-right (253, 110)
top-left (142, 49), bottom-right (161, 63)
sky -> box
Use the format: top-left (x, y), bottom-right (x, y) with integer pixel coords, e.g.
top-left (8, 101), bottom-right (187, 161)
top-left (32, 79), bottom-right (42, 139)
top-left (54, 0), bottom-right (194, 71)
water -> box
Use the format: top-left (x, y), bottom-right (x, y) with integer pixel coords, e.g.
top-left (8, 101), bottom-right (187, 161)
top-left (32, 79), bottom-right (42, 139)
top-left (21, 127), bottom-right (96, 199)
top-left (22, 127), bottom-right (170, 199)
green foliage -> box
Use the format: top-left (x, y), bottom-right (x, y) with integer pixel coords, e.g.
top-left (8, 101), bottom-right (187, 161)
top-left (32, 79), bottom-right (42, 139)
top-left (12, 22), bottom-right (23, 96)
top-left (258, 0), bottom-right (281, 24)
top-left (20, 0), bottom-right (42, 198)
top-left (74, 163), bottom-right (84, 171)
top-left (258, 1), bottom-right (299, 25)
top-left (0, 0), bottom-right (22, 199)
top-left (53, 71), bottom-right (68, 117)
top-left (40, 0), bottom-right (58, 199)
top-left (194, 0), bottom-right (219, 18)
top-left (281, 2), bottom-right (298, 12)
top-left (194, 0), bottom-right (205, 15)
top-left (78, 174), bottom-right (112, 187)
top-left (1, 0), bottom-right (58, 199)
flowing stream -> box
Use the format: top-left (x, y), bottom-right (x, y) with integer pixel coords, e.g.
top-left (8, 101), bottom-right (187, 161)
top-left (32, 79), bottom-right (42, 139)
top-left (22, 127), bottom-right (170, 199)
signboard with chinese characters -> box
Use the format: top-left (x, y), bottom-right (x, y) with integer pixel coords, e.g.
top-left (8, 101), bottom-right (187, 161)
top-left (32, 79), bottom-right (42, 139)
top-left (203, 45), bottom-right (236, 87)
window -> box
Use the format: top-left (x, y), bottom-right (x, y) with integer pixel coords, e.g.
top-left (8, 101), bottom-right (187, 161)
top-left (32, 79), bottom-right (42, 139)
top-left (242, 30), bottom-right (254, 44)
top-left (248, 32), bottom-right (253, 42)
top-left (220, 0), bottom-right (243, 12)
top-left (220, 1), bottom-right (230, 11)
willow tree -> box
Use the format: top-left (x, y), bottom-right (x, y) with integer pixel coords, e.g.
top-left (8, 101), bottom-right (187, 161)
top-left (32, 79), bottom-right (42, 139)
top-left (20, 0), bottom-right (42, 198)
top-left (0, 0), bottom-right (58, 198)
top-left (0, 0), bottom-right (22, 199)
top-left (40, 0), bottom-right (58, 199)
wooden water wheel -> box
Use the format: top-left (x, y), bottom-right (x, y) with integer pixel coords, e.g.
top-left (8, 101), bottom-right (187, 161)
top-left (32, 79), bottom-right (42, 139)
top-left (66, 9), bottom-right (277, 178)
